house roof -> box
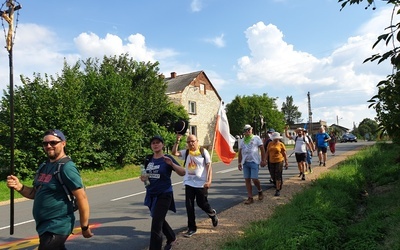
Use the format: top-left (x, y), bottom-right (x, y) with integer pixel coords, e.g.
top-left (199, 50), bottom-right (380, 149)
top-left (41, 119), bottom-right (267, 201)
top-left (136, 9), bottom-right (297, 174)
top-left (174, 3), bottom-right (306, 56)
top-left (330, 124), bottom-right (350, 131)
top-left (164, 70), bottom-right (222, 101)
top-left (165, 71), bottom-right (203, 94)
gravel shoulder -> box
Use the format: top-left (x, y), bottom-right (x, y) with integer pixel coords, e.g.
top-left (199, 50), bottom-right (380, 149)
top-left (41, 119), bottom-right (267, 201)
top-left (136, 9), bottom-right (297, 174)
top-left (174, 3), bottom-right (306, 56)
top-left (169, 149), bottom-right (361, 250)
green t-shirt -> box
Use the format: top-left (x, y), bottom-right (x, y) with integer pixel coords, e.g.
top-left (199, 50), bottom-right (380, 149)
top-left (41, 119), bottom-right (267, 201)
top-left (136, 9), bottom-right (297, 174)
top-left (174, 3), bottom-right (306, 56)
top-left (32, 160), bottom-right (83, 236)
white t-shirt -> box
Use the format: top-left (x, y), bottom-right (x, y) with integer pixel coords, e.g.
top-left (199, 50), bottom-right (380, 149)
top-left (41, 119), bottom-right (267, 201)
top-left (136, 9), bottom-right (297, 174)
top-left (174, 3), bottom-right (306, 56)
top-left (294, 135), bottom-right (310, 153)
top-left (179, 148), bottom-right (211, 188)
top-left (239, 135), bottom-right (263, 164)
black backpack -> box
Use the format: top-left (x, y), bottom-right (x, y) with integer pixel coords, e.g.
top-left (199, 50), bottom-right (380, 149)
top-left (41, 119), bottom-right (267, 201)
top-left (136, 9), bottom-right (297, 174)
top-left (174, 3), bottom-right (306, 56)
top-left (37, 156), bottom-right (79, 211)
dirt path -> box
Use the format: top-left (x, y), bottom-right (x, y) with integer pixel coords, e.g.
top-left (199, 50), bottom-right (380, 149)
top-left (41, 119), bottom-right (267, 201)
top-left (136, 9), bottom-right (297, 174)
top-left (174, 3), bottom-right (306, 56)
top-left (169, 149), bottom-right (361, 250)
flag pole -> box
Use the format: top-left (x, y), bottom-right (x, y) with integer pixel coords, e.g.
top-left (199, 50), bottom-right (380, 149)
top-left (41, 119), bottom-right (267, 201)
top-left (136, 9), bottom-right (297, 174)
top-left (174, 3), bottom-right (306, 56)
top-left (1, 0), bottom-right (21, 235)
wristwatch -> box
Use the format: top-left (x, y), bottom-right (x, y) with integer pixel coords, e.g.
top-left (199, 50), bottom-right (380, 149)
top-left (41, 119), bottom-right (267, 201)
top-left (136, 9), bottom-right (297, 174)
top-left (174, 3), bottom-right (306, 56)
top-left (81, 225), bottom-right (89, 231)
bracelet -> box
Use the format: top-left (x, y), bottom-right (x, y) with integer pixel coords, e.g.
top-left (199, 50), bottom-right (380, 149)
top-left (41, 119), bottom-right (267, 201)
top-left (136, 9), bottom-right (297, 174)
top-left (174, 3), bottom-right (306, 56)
top-left (18, 185), bottom-right (25, 193)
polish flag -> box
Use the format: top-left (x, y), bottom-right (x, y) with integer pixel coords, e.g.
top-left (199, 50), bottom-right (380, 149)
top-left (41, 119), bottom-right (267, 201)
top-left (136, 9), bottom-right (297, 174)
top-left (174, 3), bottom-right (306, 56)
top-left (214, 102), bottom-right (236, 165)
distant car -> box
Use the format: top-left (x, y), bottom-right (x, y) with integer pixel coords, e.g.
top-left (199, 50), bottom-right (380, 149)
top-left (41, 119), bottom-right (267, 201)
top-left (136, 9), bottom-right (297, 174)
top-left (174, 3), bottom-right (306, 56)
top-left (340, 133), bottom-right (357, 143)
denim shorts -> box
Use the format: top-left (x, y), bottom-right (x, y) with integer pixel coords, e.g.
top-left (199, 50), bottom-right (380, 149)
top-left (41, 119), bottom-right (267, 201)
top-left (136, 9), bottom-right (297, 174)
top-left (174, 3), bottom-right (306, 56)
top-left (243, 161), bottom-right (259, 179)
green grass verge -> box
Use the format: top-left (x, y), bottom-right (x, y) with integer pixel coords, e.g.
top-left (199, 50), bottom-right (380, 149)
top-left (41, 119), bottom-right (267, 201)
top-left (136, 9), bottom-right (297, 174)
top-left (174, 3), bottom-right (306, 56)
top-left (221, 142), bottom-right (400, 249)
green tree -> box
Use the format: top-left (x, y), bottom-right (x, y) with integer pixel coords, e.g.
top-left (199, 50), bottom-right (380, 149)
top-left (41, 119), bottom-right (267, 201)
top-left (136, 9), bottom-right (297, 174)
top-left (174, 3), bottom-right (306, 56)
top-left (0, 54), bottom-right (188, 179)
top-left (357, 118), bottom-right (378, 140)
top-left (281, 96), bottom-right (302, 125)
top-left (339, 0), bottom-right (400, 143)
top-left (226, 94), bottom-right (285, 137)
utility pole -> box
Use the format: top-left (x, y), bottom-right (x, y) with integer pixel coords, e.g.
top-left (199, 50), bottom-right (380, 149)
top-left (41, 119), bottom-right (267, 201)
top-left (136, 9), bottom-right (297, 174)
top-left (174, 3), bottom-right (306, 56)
top-left (1, 0), bottom-right (22, 235)
top-left (307, 92), bottom-right (312, 135)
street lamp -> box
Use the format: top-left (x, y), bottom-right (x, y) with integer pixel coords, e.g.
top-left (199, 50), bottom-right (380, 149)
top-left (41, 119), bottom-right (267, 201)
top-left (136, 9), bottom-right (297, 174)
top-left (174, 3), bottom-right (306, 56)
top-left (336, 115), bottom-right (343, 125)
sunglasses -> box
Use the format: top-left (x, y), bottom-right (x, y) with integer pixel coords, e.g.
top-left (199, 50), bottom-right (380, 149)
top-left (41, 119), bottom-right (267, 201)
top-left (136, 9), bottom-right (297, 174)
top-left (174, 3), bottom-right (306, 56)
top-left (42, 141), bottom-right (62, 147)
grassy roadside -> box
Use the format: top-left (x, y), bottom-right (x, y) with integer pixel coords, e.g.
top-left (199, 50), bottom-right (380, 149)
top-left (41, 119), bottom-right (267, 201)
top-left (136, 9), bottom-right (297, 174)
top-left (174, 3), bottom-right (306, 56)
top-left (221, 142), bottom-right (400, 249)
top-left (0, 150), bottom-right (227, 202)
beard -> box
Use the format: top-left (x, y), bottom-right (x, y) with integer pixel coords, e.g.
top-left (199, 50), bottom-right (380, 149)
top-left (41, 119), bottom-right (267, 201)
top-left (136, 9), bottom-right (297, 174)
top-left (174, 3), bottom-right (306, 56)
top-left (46, 150), bottom-right (60, 160)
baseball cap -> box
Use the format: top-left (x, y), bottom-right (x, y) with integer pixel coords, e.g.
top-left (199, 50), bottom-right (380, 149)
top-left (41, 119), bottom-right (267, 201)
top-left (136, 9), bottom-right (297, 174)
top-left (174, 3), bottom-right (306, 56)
top-left (150, 135), bottom-right (164, 144)
top-left (44, 129), bottom-right (66, 141)
top-left (267, 128), bottom-right (275, 133)
top-left (243, 124), bottom-right (252, 131)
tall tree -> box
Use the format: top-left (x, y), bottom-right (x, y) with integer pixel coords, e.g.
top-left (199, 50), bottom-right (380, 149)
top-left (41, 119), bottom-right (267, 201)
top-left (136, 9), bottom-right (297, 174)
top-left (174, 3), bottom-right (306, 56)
top-left (0, 54), bottom-right (188, 178)
top-left (339, 0), bottom-right (400, 143)
top-left (281, 96), bottom-right (302, 125)
top-left (226, 94), bottom-right (285, 137)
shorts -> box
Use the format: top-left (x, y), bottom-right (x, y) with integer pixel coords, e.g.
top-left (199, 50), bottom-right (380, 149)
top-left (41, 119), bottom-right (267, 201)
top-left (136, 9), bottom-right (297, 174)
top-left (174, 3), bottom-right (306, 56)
top-left (306, 150), bottom-right (312, 164)
top-left (295, 153), bottom-right (307, 163)
top-left (243, 161), bottom-right (259, 179)
top-left (318, 146), bottom-right (328, 154)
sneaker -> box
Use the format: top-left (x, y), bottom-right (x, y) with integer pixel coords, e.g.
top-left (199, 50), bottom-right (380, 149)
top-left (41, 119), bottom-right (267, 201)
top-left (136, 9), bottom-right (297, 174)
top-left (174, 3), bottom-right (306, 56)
top-left (244, 197), bottom-right (254, 204)
top-left (304, 171), bottom-right (309, 175)
top-left (258, 191), bottom-right (264, 201)
top-left (323, 162), bottom-right (326, 167)
top-left (301, 174), bottom-right (306, 181)
top-left (269, 178), bottom-right (274, 183)
top-left (274, 190), bottom-right (280, 196)
top-left (210, 209), bottom-right (218, 227)
top-left (164, 239), bottom-right (176, 250)
top-left (184, 230), bottom-right (197, 238)
top-left (298, 172), bottom-right (303, 177)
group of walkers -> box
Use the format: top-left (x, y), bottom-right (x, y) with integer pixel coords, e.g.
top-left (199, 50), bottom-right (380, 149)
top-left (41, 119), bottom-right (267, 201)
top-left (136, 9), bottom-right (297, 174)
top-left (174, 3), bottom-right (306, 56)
top-left (237, 124), bottom-right (334, 205)
top-left (5, 126), bottom-right (337, 250)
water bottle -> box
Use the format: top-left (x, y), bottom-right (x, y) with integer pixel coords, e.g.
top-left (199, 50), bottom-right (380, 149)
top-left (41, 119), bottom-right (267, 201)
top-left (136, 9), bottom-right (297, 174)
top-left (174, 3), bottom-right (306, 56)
top-left (140, 164), bottom-right (150, 187)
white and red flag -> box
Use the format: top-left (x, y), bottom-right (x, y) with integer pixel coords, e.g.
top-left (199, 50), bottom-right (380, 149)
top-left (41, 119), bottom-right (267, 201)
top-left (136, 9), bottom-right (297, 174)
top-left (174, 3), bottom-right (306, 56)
top-left (214, 102), bottom-right (236, 165)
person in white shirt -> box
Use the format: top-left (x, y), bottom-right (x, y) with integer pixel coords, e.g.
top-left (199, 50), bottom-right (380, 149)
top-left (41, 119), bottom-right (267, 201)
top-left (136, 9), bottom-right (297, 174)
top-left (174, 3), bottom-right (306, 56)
top-left (172, 134), bottom-right (218, 238)
top-left (238, 125), bottom-right (266, 204)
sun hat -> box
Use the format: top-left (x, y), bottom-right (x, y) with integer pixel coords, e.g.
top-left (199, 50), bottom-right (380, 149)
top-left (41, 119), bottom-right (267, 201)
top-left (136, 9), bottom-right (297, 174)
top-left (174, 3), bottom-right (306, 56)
top-left (174, 119), bottom-right (189, 135)
top-left (270, 132), bottom-right (283, 140)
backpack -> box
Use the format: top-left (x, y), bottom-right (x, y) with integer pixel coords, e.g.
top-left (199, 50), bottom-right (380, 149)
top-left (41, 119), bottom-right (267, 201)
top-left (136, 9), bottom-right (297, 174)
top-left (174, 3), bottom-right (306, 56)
top-left (38, 156), bottom-right (78, 212)
top-left (183, 147), bottom-right (206, 167)
top-left (294, 136), bottom-right (306, 143)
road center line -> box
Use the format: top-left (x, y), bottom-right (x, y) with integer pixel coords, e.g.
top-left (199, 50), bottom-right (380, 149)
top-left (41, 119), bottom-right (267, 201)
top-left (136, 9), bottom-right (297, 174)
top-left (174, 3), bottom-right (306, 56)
top-left (111, 181), bottom-right (184, 201)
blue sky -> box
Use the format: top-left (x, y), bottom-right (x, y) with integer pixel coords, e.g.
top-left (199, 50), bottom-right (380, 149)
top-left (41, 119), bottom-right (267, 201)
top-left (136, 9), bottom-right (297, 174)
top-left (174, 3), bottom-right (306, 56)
top-left (0, 0), bottom-right (396, 130)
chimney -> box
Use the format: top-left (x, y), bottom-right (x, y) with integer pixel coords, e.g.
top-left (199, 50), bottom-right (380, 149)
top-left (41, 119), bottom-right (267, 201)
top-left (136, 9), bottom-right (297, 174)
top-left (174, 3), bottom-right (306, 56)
top-left (171, 72), bottom-right (177, 78)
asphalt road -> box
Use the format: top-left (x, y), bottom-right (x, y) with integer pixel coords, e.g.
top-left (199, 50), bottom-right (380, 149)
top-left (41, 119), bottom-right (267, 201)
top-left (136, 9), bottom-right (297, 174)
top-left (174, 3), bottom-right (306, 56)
top-left (0, 141), bottom-right (373, 250)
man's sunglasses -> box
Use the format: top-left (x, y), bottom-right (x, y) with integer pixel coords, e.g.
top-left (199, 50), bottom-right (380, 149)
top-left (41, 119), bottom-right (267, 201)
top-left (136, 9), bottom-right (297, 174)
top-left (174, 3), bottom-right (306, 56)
top-left (42, 141), bottom-right (62, 147)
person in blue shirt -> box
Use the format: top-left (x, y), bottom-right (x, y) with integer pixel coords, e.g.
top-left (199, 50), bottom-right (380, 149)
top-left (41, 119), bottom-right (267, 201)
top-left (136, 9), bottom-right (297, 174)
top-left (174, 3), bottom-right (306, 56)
top-left (315, 126), bottom-right (331, 167)
top-left (141, 135), bottom-right (185, 250)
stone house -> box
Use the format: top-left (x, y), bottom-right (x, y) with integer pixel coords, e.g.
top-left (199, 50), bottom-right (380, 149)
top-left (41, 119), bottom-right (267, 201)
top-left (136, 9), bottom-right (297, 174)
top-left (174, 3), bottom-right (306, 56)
top-left (164, 71), bottom-right (222, 148)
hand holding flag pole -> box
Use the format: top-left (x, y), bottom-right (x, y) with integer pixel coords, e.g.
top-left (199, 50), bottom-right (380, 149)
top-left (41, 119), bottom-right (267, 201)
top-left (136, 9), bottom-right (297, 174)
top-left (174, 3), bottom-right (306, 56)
top-left (1, 0), bottom-right (22, 235)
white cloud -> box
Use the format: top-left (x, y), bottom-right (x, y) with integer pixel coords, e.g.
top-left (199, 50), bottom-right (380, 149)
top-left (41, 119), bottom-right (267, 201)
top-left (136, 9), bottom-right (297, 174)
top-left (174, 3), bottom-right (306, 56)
top-left (205, 34), bottom-right (226, 48)
top-left (235, 8), bottom-right (395, 129)
top-left (191, 0), bottom-right (202, 12)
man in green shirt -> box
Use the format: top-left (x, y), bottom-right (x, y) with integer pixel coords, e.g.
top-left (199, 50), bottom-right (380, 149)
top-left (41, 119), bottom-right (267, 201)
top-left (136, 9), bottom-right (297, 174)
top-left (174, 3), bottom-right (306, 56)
top-left (7, 129), bottom-right (93, 249)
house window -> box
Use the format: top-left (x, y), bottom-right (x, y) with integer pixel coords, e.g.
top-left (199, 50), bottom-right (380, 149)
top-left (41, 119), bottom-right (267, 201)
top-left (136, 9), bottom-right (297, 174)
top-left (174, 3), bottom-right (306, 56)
top-left (200, 83), bottom-right (205, 94)
top-left (189, 125), bottom-right (197, 136)
top-left (188, 101), bottom-right (197, 114)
